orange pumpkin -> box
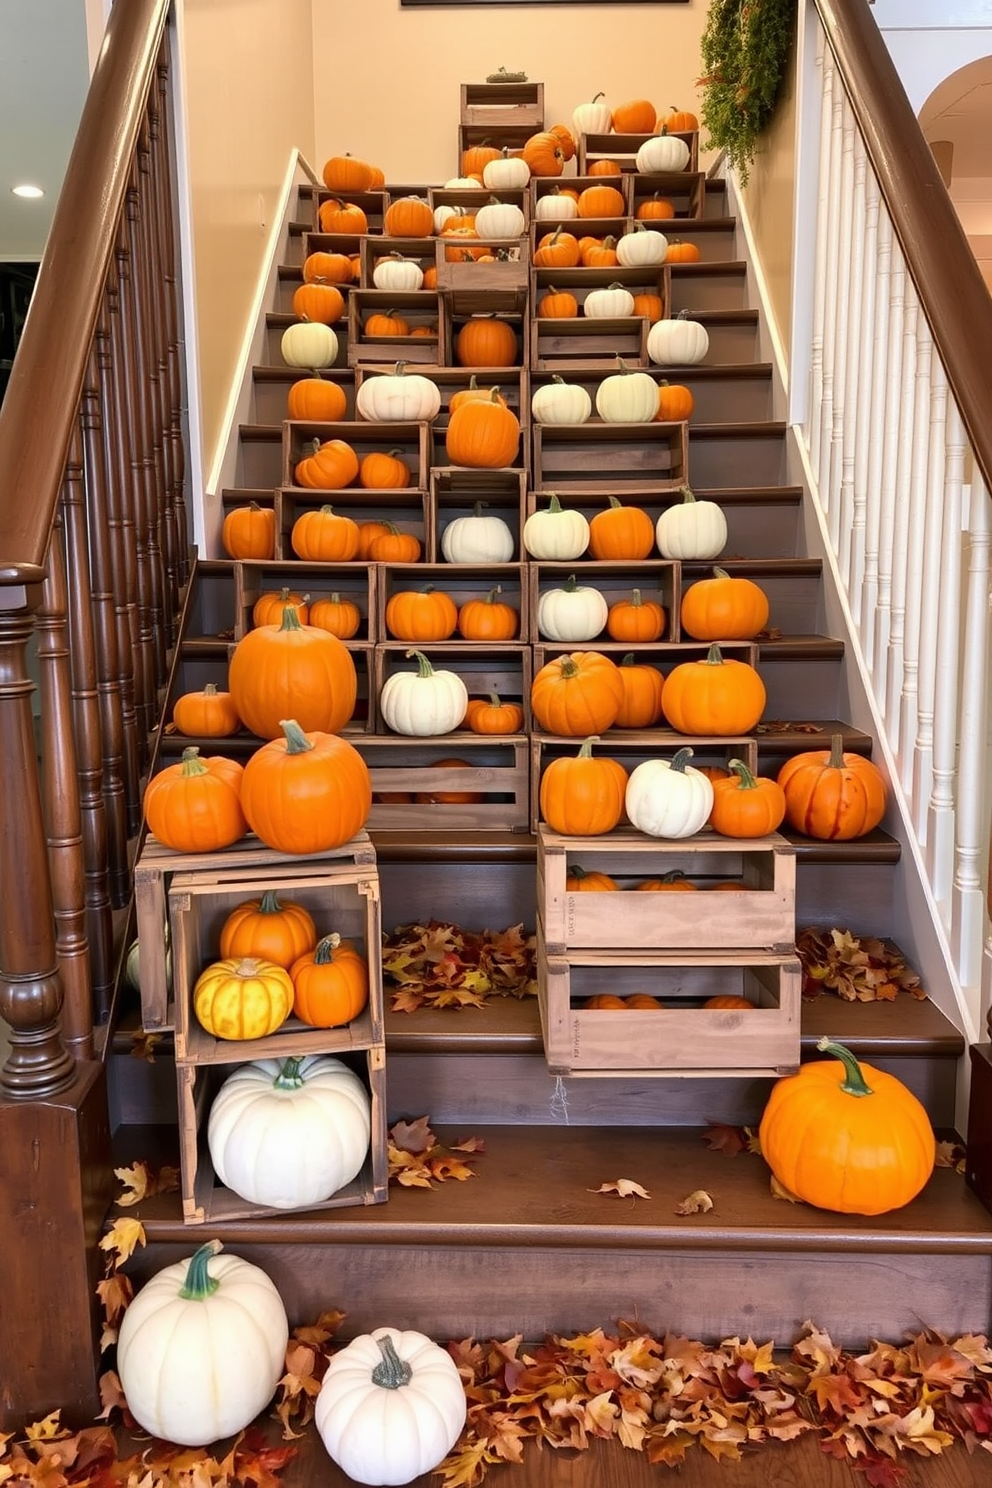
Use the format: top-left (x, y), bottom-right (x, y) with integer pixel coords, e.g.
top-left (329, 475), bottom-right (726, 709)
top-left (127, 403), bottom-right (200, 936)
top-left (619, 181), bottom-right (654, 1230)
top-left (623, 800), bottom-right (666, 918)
top-left (614, 654), bottom-right (665, 728)
top-left (252, 589), bottom-right (310, 629)
top-left (632, 293), bottom-right (664, 324)
top-left (287, 376), bottom-right (348, 422)
top-left (680, 567), bottom-right (770, 641)
top-left (625, 993), bottom-right (664, 1009)
top-left (589, 496), bottom-right (656, 560)
top-left (309, 592), bottom-right (362, 639)
top-left (219, 890), bottom-right (318, 970)
top-left (458, 585), bottom-right (519, 641)
top-left (221, 502), bottom-right (275, 560)
top-left (635, 872), bottom-right (698, 892)
top-left (383, 195), bottom-right (434, 237)
top-left (606, 588), bottom-right (667, 643)
top-left (588, 159), bottom-right (623, 177)
top-left (455, 317), bottom-right (518, 368)
top-left (449, 376), bottom-right (507, 414)
top-left (703, 995), bottom-right (752, 1009)
top-left (531, 652), bottom-right (625, 736)
top-left (291, 933), bottom-right (370, 1027)
top-left (385, 587), bottom-right (459, 643)
top-left (777, 735), bottom-right (887, 840)
top-left (356, 520), bottom-right (393, 560)
top-left (637, 194), bottom-right (676, 221)
top-left (665, 239), bottom-right (702, 264)
top-left (461, 144), bottom-right (502, 176)
top-left (359, 449), bottom-right (411, 490)
top-left (445, 389), bottom-right (521, 468)
top-left (240, 720), bottom-right (371, 854)
top-left (467, 692), bottom-right (525, 735)
top-left (586, 994), bottom-right (628, 1010)
top-left (172, 684), bottom-right (241, 739)
top-left (612, 98), bottom-right (657, 133)
top-left (522, 131), bottom-right (565, 177)
top-left (294, 437), bottom-right (359, 491)
top-left (291, 504), bottom-right (361, 562)
top-left (318, 198), bottom-right (368, 235)
top-left (540, 736), bottom-right (628, 836)
top-left (304, 251), bottom-right (353, 285)
top-left (367, 524), bottom-right (422, 562)
top-left (143, 747), bottom-right (247, 852)
top-left (566, 866), bottom-right (619, 892)
top-left (538, 288), bottom-right (579, 319)
top-left (580, 237), bottom-right (619, 268)
top-left (227, 608), bottom-right (357, 739)
top-left (367, 164), bottom-right (386, 189)
top-left (534, 228), bottom-right (581, 270)
top-left (662, 643), bottom-right (766, 736)
top-left (322, 154), bottom-right (374, 193)
top-left (548, 124), bottom-right (576, 161)
top-left (577, 185), bottom-right (626, 219)
top-left (422, 264), bottom-right (439, 290)
top-left (414, 758), bottom-right (484, 804)
top-left (365, 310), bottom-right (411, 338)
top-left (656, 381), bottom-right (695, 422)
top-left (292, 283), bottom-right (344, 325)
top-left (709, 759), bottom-right (787, 838)
top-left (661, 106), bottom-right (700, 132)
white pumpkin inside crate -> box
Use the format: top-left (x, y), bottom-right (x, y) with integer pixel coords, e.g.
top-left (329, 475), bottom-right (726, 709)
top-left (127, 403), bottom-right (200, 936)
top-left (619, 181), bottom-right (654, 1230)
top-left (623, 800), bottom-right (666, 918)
top-left (440, 503), bottom-right (515, 563)
top-left (474, 199), bottom-right (526, 241)
top-left (372, 254), bottom-right (424, 293)
top-left (584, 283), bottom-right (635, 319)
top-left (380, 651), bottom-right (468, 736)
top-left (537, 575), bottom-right (609, 642)
top-left (595, 359), bottom-right (659, 423)
top-left (647, 314), bottom-right (709, 366)
top-left (531, 376), bottom-right (593, 426)
top-left (523, 494), bottom-right (590, 560)
top-left (281, 321), bottom-right (338, 368)
top-left (483, 150), bottom-right (530, 191)
top-left (636, 134), bottom-right (691, 173)
top-left (616, 225), bottom-right (669, 266)
top-left (356, 364), bottom-right (441, 422)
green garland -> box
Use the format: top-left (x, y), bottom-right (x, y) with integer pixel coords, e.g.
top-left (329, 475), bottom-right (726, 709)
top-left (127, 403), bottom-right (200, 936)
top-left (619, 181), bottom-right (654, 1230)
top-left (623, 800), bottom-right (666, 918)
top-left (698, 0), bottom-right (797, 186)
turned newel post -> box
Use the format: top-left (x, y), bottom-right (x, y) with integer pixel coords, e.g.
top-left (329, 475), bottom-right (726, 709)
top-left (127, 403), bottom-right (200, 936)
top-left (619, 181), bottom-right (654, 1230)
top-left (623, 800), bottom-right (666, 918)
top-left (0, 573), bottom-right (75, 1099)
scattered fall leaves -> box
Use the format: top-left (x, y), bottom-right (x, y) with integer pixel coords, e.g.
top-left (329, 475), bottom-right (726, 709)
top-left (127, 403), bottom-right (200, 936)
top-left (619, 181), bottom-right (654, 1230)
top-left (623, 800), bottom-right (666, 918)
top-left (591, 1178), bottom-right (651, 1200)
top-left (382, 920), bottom-right (537, 1012)
top-left (797, 926), bottom-right (926, 1002)
top-left (387, 1114), bottom-right (485, 1188)
top-left (674, 1188), bottom-right (714, 1215)
top-left (113, 1161), bottom-right (180, 1208)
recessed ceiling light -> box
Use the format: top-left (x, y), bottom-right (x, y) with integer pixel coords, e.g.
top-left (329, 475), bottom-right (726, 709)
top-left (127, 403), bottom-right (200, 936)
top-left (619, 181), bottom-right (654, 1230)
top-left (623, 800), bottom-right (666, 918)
top-left (12, 184), bottom-right (44, 199)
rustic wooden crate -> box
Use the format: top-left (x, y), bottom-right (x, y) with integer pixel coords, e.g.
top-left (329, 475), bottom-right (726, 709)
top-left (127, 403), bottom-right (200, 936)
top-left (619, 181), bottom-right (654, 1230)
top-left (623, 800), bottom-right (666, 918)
top-left (530, 730), bottom-right (760, 834)
top-left (532, 421), bottom-right (688, 492)
top-left (531, 176), bottom-right (634, 216)
top-left (378, 563), bottom-right (528, 642)
top-left (375, 642), bottom-right (532, 729)
top-left (442, 301), bottom-right (530, 375)
top-left (529, 561), bottom-right (679, 644)
top-left (537, 826), bottom-right (796, 953)
top-left (457, 125), bottom-right (535, 168)
top-left (132, 831), bottom-right (376, 1032)
top-left (531, 316), bottom-right (649, 371)
top-left (169, 859), bottom-right (384, 1062)
top-left (431, 467), bottom-right (529, 564)
top-left (275, 486), bottom-right (430, 566)
top-left (303, 230), bottom-right (367, 269)
top-left (360, 235), bottom-right (437, 291)
top-left (577, 131), bottom-right (699, 175)
top-left (358, 735), bottom-right (530, 831)
top-left (381, 369), bottom-right (528, 442)
top-left (436, 241), bottom-right (530, 312)
top-left (315, 190), bottom-right (386, 235)
top-left (431, 186), bottom-right (531, 224)
top-left (629, 172), bottom-right (707, 222)
top-left (460, 79), bottom-right (544, 128)
top-left (232, 560), bottom-right (379, 642)
top-left (537, 931), bottom-right (801, 1076)
top-left (176, 1045), bottom-right (388, 1224)
top-left (347, 290), bottom-right (443, 368)
top-left (531, 264), bottom-right (671, 321)
top-left (283, 419), bottom-right (433, 493)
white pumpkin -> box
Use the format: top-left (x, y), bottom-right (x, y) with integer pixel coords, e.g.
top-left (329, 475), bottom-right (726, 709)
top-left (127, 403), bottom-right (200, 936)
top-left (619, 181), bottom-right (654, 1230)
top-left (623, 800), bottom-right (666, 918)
top-left (531, 375), bottom-right (593, 426)
top-left (356, 363), bottom-right (441, 422)
top-left (595, 359), bottom-right (659, 423)
top-left (523, 494), bottom-right (590, 560)
top-left (441, 502), bottom-right (515, 563)
top-left (573, 91), bottom-right (613, 137)
top-left (475, 199), bottom-right (526, 241)
top-left (379, 651), bottom-right (468, 736)
top-left (433, 203), bottom-right (464, 233)
top-left (655, 484), bottom-right (728, 560)
top-left (207, 1055), bottom-right (371, 1210)
top-left (281, 322), bottom-right (338, 369)
top-left (647, 315), bottom-right (710, 366)
top-left (616, 226), bottom-right (669, 266)
top-left (124, 932), bottom-right (171, 993)
top-left (315, 1326), bottom-right (467, 1486)
top-left (373, 255), bottom-right (424, 293)
top-left (445, 177), bottom-right (483, 189)
top-left (625, 748), bottom-right (715, 839)
top-left (537, 575), bottom-right (609, 642)
top-left (584, 284), bottom-right (636, 319)
top-left (534, 189), bottom-right (579, 222)
top-left (116, 1239), bottom-right (289, 1446)
top-left (636, 135), bottom-right (691, 174)
top-left (483, 151), bottom-right (530, 190)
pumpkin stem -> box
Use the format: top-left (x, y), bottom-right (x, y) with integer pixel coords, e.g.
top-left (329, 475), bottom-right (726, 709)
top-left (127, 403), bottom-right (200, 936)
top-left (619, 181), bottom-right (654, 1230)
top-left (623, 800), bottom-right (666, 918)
top-left (405, 649), bottom-right (437, 679)
top-left (629, 588), bottom-right (643, 606)
top-left (620, 653), bottom-right (636, 667)
top-left (484, 586), bottom-right (503, 604)
top-left (179, 747), bottom-right (209, 778)
top-left (278, 604), bottom-right (305, 633)
top-left (679, 484), bottom-right (698, 504)
top-left (607, 496), bottom-right (623, 510)
top-left (178, 1239), bottom-right (223, 1300)
top-left (815, 1036), bottom-right (874, 1097)
top-left (371, 1334), bottom-right (414, 1390)
top-left (728, 758), bottom-right (759, 790)
top-left (828, 734), bottom-right (847, 769)
top-left (472, 501), bottom-right (490, 517)
top-left (704, 643), bottom-right (725, 666)
top-left (488, 691), bottom-right (503, 707)
top-left (562, 574), bottom-right (580, 593)
top-left (274, 1057), bottom-right (306, 1090)
top-left (559, 656), bottom-right (580, 680)
top-left (258, 890), bottom-right (284, 915)
top-left (670, 746), bottom-right (695, 774)
top-left (392, 361), bottom-right (408, 376)
top-left (203, 684), bottom-right (219, 697)
top-left (313, 933), bottom-right (342, 964)
top-left (279, 718), bottom-right (315, 755)
top-left (543, 492), bottom-right (563, 513)
top-left (568, 864), bottom-right (589, 879)
top-left (713, 567), bottom-right (730, 580)
top-left (577, 736), bottom-right (600, 759)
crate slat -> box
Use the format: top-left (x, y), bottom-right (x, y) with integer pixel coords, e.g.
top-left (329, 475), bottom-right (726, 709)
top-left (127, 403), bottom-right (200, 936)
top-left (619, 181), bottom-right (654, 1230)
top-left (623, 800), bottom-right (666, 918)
top-left (532, 420), bottom-right (688, 492)
top-left (358, 735), bottom-right (530, 831)
top-left (460, 80), bottom-right (544, 129)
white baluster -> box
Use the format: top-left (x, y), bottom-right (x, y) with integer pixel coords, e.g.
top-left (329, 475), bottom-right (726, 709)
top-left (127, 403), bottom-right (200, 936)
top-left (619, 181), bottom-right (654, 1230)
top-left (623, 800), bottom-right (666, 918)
top-left (849, 171), bottom-right (879, 606)
top-left (816, 74), bottom-right (846, 508)
top-left (913, 361), bottom-right (948, 842)
top-left (872, 242), bottom-right (907, 692)
top-left (860, 211), bottom-right (892, 654)
top-left (807, 40), bottom-right (834, 470)
top-left (833, 114), bottom-right (861, 567)
top-left (826, 107), bottom-right (857, 553)
top-left (927, 399), bottom-right (966, 904)
top-left (898, 326), bottom-right (933, 794)
top-left (884, 294), bottom-right (918, 739)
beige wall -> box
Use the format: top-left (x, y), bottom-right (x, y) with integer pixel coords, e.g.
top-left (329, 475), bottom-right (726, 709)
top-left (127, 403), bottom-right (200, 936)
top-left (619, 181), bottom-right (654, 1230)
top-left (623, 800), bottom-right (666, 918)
top-left (310, 2), bottom-right (710, 184)
top-left (180, 0), bottom-right (316, 468)
top-left (740, 44), bottom-right (798, 372)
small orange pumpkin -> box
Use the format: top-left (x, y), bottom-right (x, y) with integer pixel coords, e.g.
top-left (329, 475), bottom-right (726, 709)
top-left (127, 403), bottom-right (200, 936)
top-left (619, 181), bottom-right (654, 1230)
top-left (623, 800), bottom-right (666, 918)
top-left (455, 317), bottom-right (518, 369)
top-left (467, 692), bottom-right (525, 735)
top-left (606, 588), bottom-right (667, 643)
top-left (538, 287), bottom-right (579, 319)
top-left (252, 588), bottom-right (310, 629)
top-left (143, 747), bottom-right (247, 853)
top-left (680, 567), bottom-right (770, 641)
top-left (614, 653), bottom-right (665, 729)
top-left (637, 194), bottom-right (676, 222)
top-left (385, 587), bottom-right (459, 643)
top-left (665, 238), bottom-right (702, 264)
top-left (588, 496), bottom-right (656, 560)
top-left (291, 932), bottom-right (370, 1028)
top-left (367, 524), bottom-right (423, 562)
top-left (522, 131), bottom-right (565, 177)
top-left (540, 736), bottom-right (629, 836)
top-left (662, 643), bottom-right (766, 736)
top-left (566, 865), bottom-right (619, 892)
top-left (292, 283), bottom-right (344, 325)
top-left (294, 437), bottom-right (359, 491)
top-left (445, 388), bottom-right (521, 468)
top-left (577, 185), bottom-right (625, 219)
top-left (318, 198), bottom-right (368, 235)
top-left (309, 592), bottom-right (362, 639)
top-left (322, 154), bottom-right (374, 193)
top-left (635, 871), bottom-right (698, 892)
top-left (612, 98), bottom-right (657, 133)
top-left (457, 586), bottom-right (519, 641)
top-left (221, 502), bottom-right (275, 560)
top-left (359, 449), bottom-right (411, 490)
top-left (172, 684), bottom-right (241, 739)
top-left (533, 228), bottom-right (581, 271)
top-left (531, 651), bottom-right (625, 736)
top-left (588, 159), bottom-right (623, 177)
top-left (287, 376), bottom-right (348, 423)
top-left (656, 381), bottom-right (695, 422)
top-left (291, 504), bottom-right (361, 562)
top-left (219, 890), bottom-right (318, 970)
top-left (709, 759), bottom-right (787, 838)
top-left (703, 995), bottom-right (752, 1009)
top-left (303, 251), bottom-right (353, 285)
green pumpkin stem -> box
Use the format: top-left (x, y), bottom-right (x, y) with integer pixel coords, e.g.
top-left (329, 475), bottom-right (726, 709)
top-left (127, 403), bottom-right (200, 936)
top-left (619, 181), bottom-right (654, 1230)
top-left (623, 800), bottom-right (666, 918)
top-left (484, 586), bottom-right (503, 605)
top-left (179, 1239), bottom-right (223, 1300)
top-left (313, 933), bottom-right (342, 964)
top-left (472, 501), bottom-right (490, 517)
top-left (577, 736), bottom-right (600, 759)
top-left (180, 747), bottom-right (209, 777)
top-left (279, 606), bottom-right (305, 632)
top-left (544, 493), bottom-right (564, 513)
top-left (274, 1057), bottom-right (306, 1090)
top-left (259, 890), bottom-right (284, 914)
top-left (704, 643), bottom-right (725, 665)
top-left (620, 653), bottom-right (637, 668)
top-left (815, 1037), bottom-right (874, 1097)
top-left (670, 746), bottom-right (695, 774)
top-left (828, 734), bottom-right (847, 769)
top-left (568, 864), bottom-right (590, 880)
top-left (371, 1334), bottom-right (414, 1390)
top-left (630, 588), bottom-right (643, 606)
top-left (405, 649), bottom-right (436, 679)
top-left (728, 758), bottom-right (758, 790)
top-left (607, 496), bottom-right (623, 511)
top-left (562, 574), bottom-right (580, 593)
top-left (279, 718), bottom-right (315, 754)
top-left (712, 567), bottom-right (730, 580)
top-left (488, 691), bottom-right (502, 707)
top-left (679, 484), bottom-right (698, 505)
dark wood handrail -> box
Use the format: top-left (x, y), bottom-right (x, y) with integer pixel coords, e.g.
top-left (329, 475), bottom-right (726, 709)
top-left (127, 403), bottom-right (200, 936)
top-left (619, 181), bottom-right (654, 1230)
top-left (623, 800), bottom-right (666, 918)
top-left (816, 0), bottom-right (992, 499)
top-left (0, 0), bottom-right (170, 576)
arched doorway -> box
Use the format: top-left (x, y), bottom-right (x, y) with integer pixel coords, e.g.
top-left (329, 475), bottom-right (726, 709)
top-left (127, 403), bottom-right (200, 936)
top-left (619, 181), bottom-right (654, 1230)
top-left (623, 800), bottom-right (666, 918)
top-left (919, 57), bottom-right (992, 293)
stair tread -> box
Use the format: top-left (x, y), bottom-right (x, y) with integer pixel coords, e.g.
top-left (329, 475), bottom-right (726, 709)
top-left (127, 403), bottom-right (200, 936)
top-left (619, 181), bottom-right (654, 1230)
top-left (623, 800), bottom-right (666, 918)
top-left (690, 421), bottom-right (786, 437)
top-left (114, 1120), bottom-right (991, 1253)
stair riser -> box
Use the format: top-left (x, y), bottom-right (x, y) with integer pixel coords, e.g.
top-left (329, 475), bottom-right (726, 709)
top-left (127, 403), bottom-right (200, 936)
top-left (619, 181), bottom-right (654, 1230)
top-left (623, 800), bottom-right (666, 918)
top-left (669, 270), bottom-right (748, 314)
top-left (758, 654), bottom-right (842, 718)
top-left (687, 433), bottom-right (787, 489)
top-left (129, 1239), bottom-right (992, 1350)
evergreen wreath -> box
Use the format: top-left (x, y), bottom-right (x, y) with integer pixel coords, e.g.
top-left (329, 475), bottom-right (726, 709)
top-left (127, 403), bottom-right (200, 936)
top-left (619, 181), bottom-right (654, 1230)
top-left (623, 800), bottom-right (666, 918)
top-left (698, 0), bottom-right (797, 186)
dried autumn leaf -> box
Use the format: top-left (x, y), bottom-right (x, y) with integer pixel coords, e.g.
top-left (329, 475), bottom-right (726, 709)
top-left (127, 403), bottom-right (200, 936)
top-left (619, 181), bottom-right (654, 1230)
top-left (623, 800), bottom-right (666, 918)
top-left (674, 1188), bottom-right (714, 1215)
top-left (770, 1173), bottom-right (804, 1203)
top-left (129, 1030), bottom-right (162, 1062)
top-left (591, 1178), bottom-right (651, 1200)
top-left (389, 1114), bottom-right (435, 1153)
top-left (114, 1160), bottom-right (180, 1207)
top-left (99, 1217), bottom-right (146, 1268)
top-left (934, 1139), bottom-right (967, 1173)
top-left (23, 1414), bottom-right (65, 1444)
top-left (701, 1123), bottom-right (748, 1156)
top-left (382, 919), bottom-right (537, 1011)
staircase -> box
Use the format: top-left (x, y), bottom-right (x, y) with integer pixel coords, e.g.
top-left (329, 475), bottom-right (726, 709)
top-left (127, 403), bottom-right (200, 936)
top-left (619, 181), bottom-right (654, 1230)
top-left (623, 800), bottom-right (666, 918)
top-left (104, 153), bottom-right (992, 1354)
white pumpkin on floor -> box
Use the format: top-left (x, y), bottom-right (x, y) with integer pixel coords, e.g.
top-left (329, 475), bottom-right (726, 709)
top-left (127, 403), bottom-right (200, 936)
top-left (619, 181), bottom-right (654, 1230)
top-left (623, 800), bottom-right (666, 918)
top-left (116, 1239), bottom-right (288, 1446)
top-left (315, 1326), bottom-right (467, 1485)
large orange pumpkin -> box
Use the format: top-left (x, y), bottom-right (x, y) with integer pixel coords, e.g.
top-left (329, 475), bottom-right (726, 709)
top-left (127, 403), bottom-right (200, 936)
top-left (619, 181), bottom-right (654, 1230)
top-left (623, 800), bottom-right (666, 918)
top-left (318, 198), bottom-right (368, 235)
top-left (533, 229), bottom-right (581, 270)
top-left (385, 587), bottom-right (459, 643)
top-left (304, 251), bottom-right (353, 285)
top-left (662, 643), bottom-right (766, 736)
top-left (455, 318), bottom-right (518, 368)
top-left (291, 933), bottom-right (370, 1028)
top-left (577, 185), bottom-right (625, 219)
top-left (777, 735), bottom-right (887, 840)
top-left (287, 377), bottom-right (348, 422)
top-left (588, 496), bottom-right (655, 560)
top-left (445, 390), bottom-right (521, 468)
top-left (240, 720), bottom-right (372, 854)
top-left (522, 131), bottom-right (565, 177)
top-left (219, 890), bottom-right (318, 970)
top-left (292, 283), bottom-right (344, 325)
top-left (680, 567), bottom-right (770, 641)
top-left (531, 651), bottom-right (624, 736)
top-left (612, 98), bottom-right (657, 133)
top-left (227, 607), bottom-right (357, 739)
top-left (294, 438), bottom-right (359, 491)
top-left (540, 737), bottom-right (628, 836)
top-left (143, 747), bottom-right (247, 852)
top-left (383, 196), bottom-right (434, 237)
top-left (291, 505), bottom-right (361, 562)
top-left (322, 154), bottom-right (375, 193)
